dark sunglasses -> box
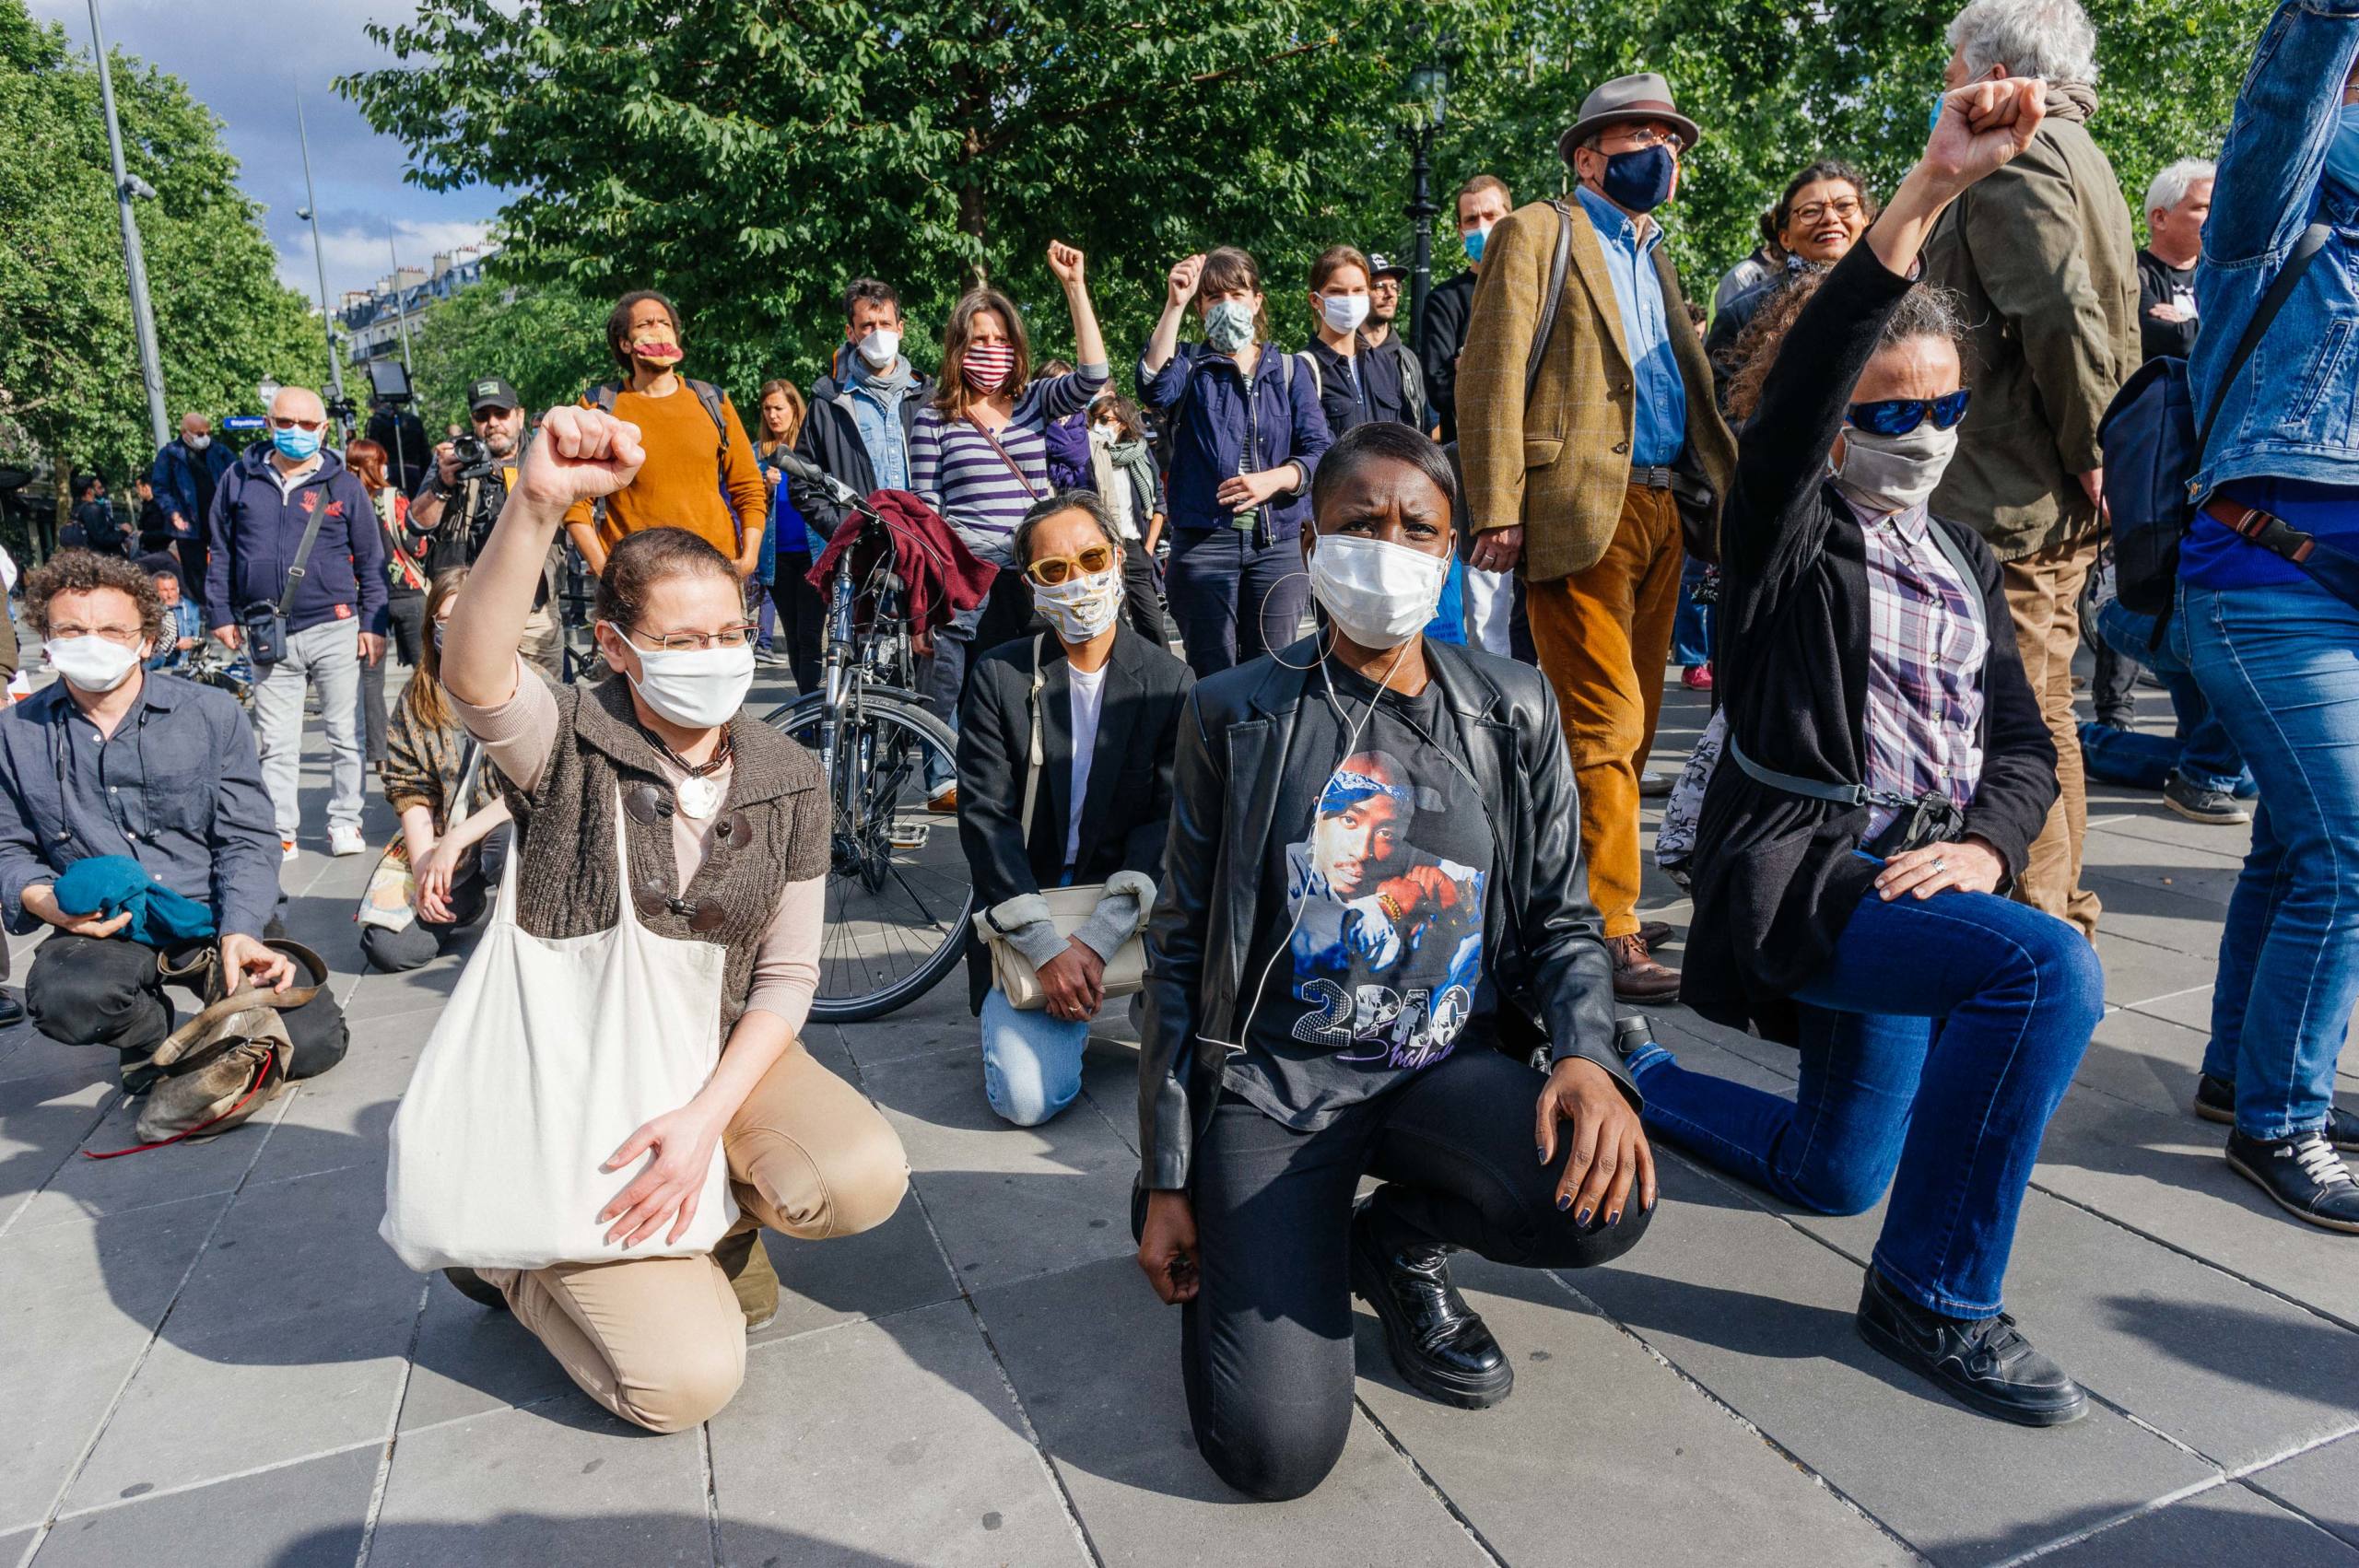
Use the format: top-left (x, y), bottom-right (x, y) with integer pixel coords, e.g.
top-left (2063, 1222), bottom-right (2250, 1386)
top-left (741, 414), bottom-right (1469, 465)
top-left (1846, 390), bottom-right (1971, 437)
top-left (1025, 543), bottom-right (1116, 587)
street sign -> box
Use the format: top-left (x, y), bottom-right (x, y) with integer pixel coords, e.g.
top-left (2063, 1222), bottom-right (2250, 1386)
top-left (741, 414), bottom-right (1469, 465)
top-left (222, 415), bottom-right (265, 433)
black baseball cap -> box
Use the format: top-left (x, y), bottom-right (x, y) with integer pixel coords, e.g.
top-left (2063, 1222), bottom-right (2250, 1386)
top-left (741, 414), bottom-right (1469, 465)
top-left (467, 376), bottom-right (521, 414)
top-left (1367, 252), bottom-right (1409, 281)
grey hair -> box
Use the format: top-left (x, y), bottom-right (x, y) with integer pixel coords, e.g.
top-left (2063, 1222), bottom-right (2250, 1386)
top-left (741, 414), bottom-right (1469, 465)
top-left (2144, 158), bottom-right (2217, 218)
top-left (1011, 489), bottom-right (1121, 568)
top-left (1945, 0), bottom-right (2097, 84)
top-left (1881, 284), bottom-right (1970, 355)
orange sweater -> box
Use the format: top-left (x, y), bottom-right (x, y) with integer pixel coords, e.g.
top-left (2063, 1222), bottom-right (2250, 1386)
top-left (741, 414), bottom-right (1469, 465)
top-left (564, 382), bottom-right (768, 563)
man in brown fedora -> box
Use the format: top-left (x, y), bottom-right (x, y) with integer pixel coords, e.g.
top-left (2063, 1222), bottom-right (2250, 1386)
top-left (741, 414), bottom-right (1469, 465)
top-left (1457, 70), bottom-right (1735, 1002)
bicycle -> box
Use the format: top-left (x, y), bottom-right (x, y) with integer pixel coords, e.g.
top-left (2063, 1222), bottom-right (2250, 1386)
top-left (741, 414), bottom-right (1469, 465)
top-left (766, 473), bottom-right (973, 1022)
top-left (182, 641), bottom-right (257, 712)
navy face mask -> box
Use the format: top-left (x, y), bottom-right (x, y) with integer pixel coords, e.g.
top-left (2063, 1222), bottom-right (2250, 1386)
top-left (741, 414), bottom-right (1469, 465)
top-left (1602, 143), bottom-right (1677, 214)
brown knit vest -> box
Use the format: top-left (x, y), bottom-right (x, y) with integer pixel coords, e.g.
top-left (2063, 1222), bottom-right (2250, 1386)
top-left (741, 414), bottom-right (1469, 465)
top-left (498, 675), bottom-right (827, 1044)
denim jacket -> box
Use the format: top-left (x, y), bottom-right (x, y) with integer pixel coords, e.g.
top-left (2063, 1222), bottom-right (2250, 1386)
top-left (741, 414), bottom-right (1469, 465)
top-left (2191, 0), bottom-right (2359, 498)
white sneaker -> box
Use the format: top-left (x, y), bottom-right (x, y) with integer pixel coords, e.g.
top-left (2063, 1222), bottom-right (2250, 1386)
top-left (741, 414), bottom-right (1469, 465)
top-left (281, 838), bottom-right (299, 863)
top-left (328, 825), bottom-right (368, 858)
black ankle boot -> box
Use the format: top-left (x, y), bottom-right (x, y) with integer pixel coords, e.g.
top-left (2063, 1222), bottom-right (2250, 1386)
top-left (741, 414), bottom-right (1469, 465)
top-left (2226, 1129), bottom-right (2359, 1233)
top-left (1348, 1199), bottom-right (1512, 1410)
top-left (1855, 1270), bottom-right (2087, 1427)
top-left (442, 1267), bottom-right (510, 1311)
top-left (2197, 1076), bottom-right (2359, 1152)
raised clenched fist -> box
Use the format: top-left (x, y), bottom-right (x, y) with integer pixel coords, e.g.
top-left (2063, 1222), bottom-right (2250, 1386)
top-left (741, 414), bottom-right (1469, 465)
top-left (517, 405), bottom-right (646, 512)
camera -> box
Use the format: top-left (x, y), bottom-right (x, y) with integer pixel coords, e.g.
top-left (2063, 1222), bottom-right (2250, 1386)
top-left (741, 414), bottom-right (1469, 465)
top-left (450, 433), bottom-right (499, 484)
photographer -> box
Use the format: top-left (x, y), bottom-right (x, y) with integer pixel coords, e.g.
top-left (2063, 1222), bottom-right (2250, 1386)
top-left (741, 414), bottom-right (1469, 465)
top-left (410, 378), bottom-right (563, 679)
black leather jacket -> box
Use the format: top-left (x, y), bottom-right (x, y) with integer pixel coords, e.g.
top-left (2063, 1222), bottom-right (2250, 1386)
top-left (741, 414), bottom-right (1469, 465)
top-left (1137, 637), bottom-right (1636, 1191)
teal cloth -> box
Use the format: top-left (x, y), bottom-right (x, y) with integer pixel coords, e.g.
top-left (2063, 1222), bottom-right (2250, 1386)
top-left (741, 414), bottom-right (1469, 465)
top-left (53, 855), bottom-right (217, 946)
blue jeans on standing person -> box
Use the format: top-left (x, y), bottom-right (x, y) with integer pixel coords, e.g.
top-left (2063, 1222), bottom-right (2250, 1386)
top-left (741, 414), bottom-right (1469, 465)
top-left (1625, 888), bottom-right (2101, 1316)
top-left (1670, 556), bottom-right (1712, 668)
top-left (2085, 599), bottom-right (2252, 796)
top-left (1165, 527), bottom-right (1311, 680)
top-left (979, 988), bottom-right (1090, 1127)
top-left (2183, 578), bottom-right (2359, 1141)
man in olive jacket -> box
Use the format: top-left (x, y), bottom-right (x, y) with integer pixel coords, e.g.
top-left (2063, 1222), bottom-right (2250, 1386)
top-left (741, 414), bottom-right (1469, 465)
top-left (1922, 0), bottom-right (2139, 941)
top-left (1457, 72), bottom-right (1736, 1003)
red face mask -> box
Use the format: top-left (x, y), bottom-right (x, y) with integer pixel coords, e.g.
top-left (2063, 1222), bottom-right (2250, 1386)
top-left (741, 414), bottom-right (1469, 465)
top-left (963, 341), bottom-right (1016, 392)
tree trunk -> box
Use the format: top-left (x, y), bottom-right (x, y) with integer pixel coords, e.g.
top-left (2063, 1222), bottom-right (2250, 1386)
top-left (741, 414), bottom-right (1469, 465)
top-left (958, 124), bottom-right (990, 287)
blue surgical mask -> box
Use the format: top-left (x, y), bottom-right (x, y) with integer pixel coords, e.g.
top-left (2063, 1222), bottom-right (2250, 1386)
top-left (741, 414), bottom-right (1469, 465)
top-left (271, 426), bottom-right (322, 462)
top-left (1462, 226), bottom-right (1489, 264)
top-left (1203, 298), bottom-right (1256, 354)
top-left (2326, 101), bottom-right (2359, 193)
top-left (1930, 91), bottom-right (1946, 132)
top-left (1601, 144), bottom-right (1677, 215)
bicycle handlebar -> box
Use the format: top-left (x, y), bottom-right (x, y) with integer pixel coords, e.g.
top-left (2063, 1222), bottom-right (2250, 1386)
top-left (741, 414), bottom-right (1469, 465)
top-left (773, 449), bottom-right (884, 521)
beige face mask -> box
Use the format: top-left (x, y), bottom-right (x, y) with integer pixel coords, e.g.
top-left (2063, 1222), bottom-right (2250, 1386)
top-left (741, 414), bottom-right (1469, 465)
top-left (1833, 423), bottom-right (1958, 513)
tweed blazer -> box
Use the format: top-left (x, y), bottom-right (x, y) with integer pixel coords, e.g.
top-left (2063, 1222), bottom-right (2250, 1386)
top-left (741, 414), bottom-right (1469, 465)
top-left (1456, 195), bottom-right (1735, 584)
top-left (495, 672), bottom-right (827, 1047)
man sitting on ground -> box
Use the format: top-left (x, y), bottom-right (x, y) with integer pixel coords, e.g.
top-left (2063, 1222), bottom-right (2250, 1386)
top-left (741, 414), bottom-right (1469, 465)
top-left (0, 552), bottom-right (345, 1083)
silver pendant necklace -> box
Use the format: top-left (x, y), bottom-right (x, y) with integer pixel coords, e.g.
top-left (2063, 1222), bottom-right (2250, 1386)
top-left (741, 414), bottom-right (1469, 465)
top-left (674, 772), bottom-right (723, 821)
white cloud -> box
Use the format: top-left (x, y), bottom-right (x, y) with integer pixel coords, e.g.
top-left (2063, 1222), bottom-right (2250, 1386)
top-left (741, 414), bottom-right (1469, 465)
top-left (275, 217), bottom-right (498, 302)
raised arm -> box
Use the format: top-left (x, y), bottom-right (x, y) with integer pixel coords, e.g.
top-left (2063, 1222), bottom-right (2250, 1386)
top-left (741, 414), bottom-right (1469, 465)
top-left (1141, 254), bottom-right (1204, 378)
top-left (444, 406), bottom-right (644, 709)
top-left (2205, 0), bottom-right (2359, 266)
top-left (1046, 240), bottom-right (1108, 373)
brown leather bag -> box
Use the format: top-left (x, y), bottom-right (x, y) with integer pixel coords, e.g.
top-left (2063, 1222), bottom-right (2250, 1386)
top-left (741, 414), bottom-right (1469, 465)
top-left (87, 965), bottom-right (322, 1158)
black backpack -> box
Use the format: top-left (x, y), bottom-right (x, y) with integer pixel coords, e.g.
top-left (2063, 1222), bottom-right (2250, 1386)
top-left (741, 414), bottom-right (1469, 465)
top-left (2101, 224), bottom-right (2328, 617)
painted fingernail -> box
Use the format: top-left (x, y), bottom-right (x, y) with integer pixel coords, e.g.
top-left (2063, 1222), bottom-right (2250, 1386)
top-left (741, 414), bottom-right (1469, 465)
top-left (1555, 1194), bottom-right (1572, 1211)
top-left (1576, 1207), bottom-right (1593, 1226)
top-left (1537, 1144), bottom-right (1548, 1163)
top-left (1606, 1210), bottom-right (1622, 1226)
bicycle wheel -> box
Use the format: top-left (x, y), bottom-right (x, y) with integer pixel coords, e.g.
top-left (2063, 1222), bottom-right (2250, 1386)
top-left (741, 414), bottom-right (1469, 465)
top-left (767, 692), bottom-right (973, 1022)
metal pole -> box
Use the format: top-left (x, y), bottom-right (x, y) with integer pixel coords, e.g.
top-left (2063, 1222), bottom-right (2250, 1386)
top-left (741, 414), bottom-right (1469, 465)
top-left (88, 0), bottom-right (169, 450)
top-left (1407, 122), bottom-right (1438, 362)
top-left (386, 230), bottom-right (415, 373)
top-left (295, 94), bottom-right (347, 417)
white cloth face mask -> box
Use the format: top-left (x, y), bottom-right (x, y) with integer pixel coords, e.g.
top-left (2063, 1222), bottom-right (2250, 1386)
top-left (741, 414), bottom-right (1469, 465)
top-left (1308, 533), bottom-right (1449, 649)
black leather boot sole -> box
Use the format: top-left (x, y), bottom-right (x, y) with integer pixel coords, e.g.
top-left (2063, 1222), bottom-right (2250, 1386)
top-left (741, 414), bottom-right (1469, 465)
top-left (442, 1267), bottom-right (510, 1311)
top-left (1347, 1205), bottom-right (1513, 1410)
top-left (2196, 1075), bottom-right (2359, 1152)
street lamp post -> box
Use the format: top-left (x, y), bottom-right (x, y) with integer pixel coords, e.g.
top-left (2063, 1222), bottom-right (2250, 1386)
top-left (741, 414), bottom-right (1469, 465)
top-left (88, 0), bottom-right (170, 450)
top-left (1405, 56), bottom-right (1449, 363)
top-left (293, 94), bottom-right (349, 427)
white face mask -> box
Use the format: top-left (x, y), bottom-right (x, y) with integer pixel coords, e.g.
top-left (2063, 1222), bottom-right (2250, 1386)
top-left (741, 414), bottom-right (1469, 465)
top-left (606, 628), bottom-right (756, 729)
top-left (1308, 534), bottom-right (1449, 650)
top-left (856, 328), bottom-right (902, 369)
top-left (1320, 294), bottom-right (1371, 334)
top-left (46, 636), bottom-right (145, 694)
top-left (1032, 565), bottom-right (1124, 644)
top-left (183, 432), bottom-right (210, 451)
top-left (1832, 423), bottom-right (1958, 515)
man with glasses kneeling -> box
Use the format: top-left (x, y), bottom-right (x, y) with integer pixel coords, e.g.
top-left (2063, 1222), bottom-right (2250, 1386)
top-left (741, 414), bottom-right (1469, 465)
top-left (957, 491), bottom-right (1193, 1127)
top-left (0, 551), bottom-right (346, 1083)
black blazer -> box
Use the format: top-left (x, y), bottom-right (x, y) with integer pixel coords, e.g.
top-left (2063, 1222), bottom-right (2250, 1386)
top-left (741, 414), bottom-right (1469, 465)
top-left (1685, 242), bottom-right (2058, 1043)
top-left (957, 624), bottom-right (1194, 1007)
top-left (1138, 638), bottom-right (1633, 1193)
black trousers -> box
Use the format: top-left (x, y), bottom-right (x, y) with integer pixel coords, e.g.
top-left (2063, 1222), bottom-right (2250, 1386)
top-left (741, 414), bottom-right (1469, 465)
top-left (769, 555), bottom-right (827, 696)
top-left (1121, 546), bottom-right (1168, 648)
top-left (24, 931), bottom-right (348, 1083)
top-left (1181, 1047), bottom-right (1652, 1501)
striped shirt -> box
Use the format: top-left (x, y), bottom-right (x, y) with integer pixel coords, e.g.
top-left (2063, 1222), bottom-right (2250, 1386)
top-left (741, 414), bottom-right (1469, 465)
top-left (1847, 493), bottom-right (1988, 842)
top-left (910, 365), bottom-right (1110, 567)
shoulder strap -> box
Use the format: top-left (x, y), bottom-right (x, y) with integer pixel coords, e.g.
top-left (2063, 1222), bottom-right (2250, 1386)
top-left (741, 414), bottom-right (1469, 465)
top-left (590, 383), bottom-right (620, 414)
top-left (1020, 634), bottom-right (1047, 841)
top-left (2200, 222), bottom-right (2330, 459)
top-left (1278, 347), bottom-right (1296, 396)
top-left (1297, 350), bottom-right (1322, 398)
top-left (1919, 518), bottom-right (1988, 636)
top-left (1526, 200), bottom-right (1575, 402)
top-left (276, 485), bottom-right (337, 616)
top-left (688, 378), bottom-right (731, 459)
top-left (967, 415), bottom-right (1041, 499)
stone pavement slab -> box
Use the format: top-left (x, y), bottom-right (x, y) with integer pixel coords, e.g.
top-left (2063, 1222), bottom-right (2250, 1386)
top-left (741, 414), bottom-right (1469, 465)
top-left (29, 1445), bottom-right (379, 1568)
top-left (711, 1301), bottom-right (1086, 1566)
top-left (2249, 1431), bottom-right (2359, 1553)
top-left (2029, 1480), bottom-right (2359, 1567)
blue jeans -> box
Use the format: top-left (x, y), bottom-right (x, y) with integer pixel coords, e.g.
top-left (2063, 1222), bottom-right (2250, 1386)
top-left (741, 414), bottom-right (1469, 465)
top-left (2184, 579), bottom-right (2359, 1140)
top-left (980, 988), bottom-right (1090, 1127)
top-left (1670, 556), bottom-right (1712, 668)
top-left (2091, 599), bottom-right (2251, 796)
top-left (1626, 889), bottom-right (2101, 1316)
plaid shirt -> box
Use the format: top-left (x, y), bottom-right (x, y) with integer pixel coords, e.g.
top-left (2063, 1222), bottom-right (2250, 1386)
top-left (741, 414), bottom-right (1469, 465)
top-left (1847, 493), bottom-right (1987, 841)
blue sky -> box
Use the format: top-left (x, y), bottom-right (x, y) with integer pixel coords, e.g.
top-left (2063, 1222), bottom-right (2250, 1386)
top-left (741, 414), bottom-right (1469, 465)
top-left (31, 0), bottom-right (501, 306)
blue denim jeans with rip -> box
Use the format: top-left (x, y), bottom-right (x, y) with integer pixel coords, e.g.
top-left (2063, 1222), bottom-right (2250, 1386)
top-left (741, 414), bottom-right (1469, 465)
top-left (1625, 887), bottom-right (2100, 1316)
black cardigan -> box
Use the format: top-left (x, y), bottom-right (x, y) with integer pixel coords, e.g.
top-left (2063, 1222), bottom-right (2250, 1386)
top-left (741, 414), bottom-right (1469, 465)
top-left (1684, 241), bottom-right (2058, 1042)
top-left (956, 623), bottom-right (1195, 1010)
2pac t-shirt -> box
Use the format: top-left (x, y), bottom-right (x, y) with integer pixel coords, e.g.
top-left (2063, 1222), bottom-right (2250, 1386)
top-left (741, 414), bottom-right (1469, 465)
top-left (1223, 659), bottom-right (1496, 1129)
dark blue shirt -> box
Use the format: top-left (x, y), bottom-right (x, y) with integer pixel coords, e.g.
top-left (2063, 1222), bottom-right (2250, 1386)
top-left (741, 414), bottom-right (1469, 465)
top-left (0, 673), bottom-right (280, 940)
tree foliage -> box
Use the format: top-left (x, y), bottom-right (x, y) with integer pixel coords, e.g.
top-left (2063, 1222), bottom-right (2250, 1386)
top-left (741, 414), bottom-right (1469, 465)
top-left (405, 269), bottom-right (611, 434)
top-left (0, 0), bottom-right (328, 497)
top-left (346, 0), bottom-right (2268, 406)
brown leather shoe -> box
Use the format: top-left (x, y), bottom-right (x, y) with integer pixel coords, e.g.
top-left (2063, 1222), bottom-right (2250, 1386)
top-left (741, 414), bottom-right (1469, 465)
top-left (1607, 933), bottom-right (1681, 1001)
top-left (715, 1226), bottom-right (780, 1330)
top-left (1636, 919), bottom-right (1676, 951)
top-left (926, 784), bottom-right (959, 814)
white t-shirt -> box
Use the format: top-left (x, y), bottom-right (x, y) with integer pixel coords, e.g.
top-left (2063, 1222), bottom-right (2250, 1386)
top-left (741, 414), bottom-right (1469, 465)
top-left (1065, 662), bottom-right (1109, 870)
